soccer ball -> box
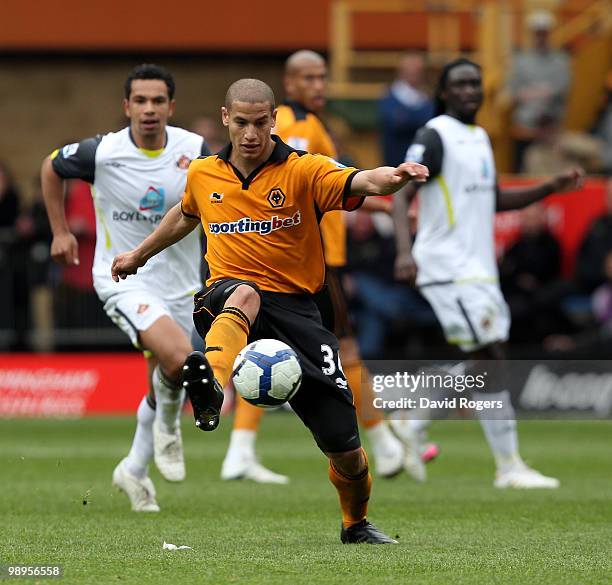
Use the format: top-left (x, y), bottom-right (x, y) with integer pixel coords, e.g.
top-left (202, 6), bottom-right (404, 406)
top-left (232, 339), bottom-right (302, 409)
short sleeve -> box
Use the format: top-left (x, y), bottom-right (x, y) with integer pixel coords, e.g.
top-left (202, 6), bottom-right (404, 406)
top-left (181, 165), bottom-right (201, 219)
top-left (51, 136), bottom-right (102, 184)
top-left (404, 127), bottom-right (443, 180)
top-left (302, 154), bottom-right (363, 213)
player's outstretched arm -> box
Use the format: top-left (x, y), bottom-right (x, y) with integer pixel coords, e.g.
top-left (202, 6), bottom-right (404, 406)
top-left (350, 162), bottom-right (429, 197)
top-left (496, 167), bottom-right (585, 211)
top-left (111, 203), bottom-right (200, 282)
top-left (41, 156), bottom-right (79, 266)
top-left (392, 183), bottom-right (420, 286)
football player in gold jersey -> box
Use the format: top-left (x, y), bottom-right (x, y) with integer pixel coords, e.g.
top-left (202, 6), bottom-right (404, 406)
top-left (112, 78), bottom-right (428, 543)
top-left (219, 51), bottom-right (406, 483)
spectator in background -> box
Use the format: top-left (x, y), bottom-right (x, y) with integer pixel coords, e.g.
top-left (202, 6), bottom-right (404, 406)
top-left (379, 53), bottom-right (433, 167)
top-left (13, 176), bottom-right (53, 350)
top-left (0, 161), bottom-right (20, 229)
top-left (191, 115), bottom-right (224, 154)
top-left (523, 114), bottom-right (603, 175)
top-left (577, 177), bottom-right (612, 293)
top-left (546, 183), bottom-right (612, 356)
top-left (592, 71), bottom-right (612, 174)
top-left (560, 257), bottom-right (612, 355)
top-left (508, 10), bottom-right (570, 171)
top-left (0, 161), bottom-right (21, 347)
top-left (499, 203), bottom-right (572, 341)
top-left (345, 206), bottom-right (435, 359)
top-left (591, 255), bottom-right (612, 335)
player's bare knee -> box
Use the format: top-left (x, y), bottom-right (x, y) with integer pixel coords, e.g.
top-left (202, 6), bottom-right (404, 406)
top-left (225, 284), bottom-right (261, 324)
top-left (161, 346), bottom-right (192, 383)
top-left (329, 447), bottom-right (366, 476)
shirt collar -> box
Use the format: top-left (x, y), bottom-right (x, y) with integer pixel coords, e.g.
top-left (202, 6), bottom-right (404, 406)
top-left (128, 127), bottom-right (168, 152)
top-left (216, 135), bottom-right (295, 164)
top-left (283, 100), bottom-right (314, 121)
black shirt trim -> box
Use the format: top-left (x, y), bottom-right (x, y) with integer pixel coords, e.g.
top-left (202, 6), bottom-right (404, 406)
top-left (314, 202), bottom-right (323, 224)
top-left (342, 170), bottom-right (364, 211)
top-left (200, 140), bottom-right (211, 157)
top-left (216, 135), bottom-right (297, 190)
top-left (284, 100), bottom-right (310, 121)
top-left (180, 201), bottom-right (200, 220)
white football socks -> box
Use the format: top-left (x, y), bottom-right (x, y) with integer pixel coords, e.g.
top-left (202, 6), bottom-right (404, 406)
top-left (406, 416), bottom-right (431, 435)
top-left (366, 421), bottom-right (403, 455)
top-left (153, 366), bottom-right (184, 434)
top-left (124, 396), bottom-right (155, 479)
top-left (473, 390), bottom-right (522, 473)
top-left (225, 429), bottom-right (257, 461)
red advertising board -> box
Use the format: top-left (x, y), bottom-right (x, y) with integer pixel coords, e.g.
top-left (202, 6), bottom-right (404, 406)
top-left (495, 177), bottom-right (607, 278)
top-left (0, 353), bottom-right (147, 417)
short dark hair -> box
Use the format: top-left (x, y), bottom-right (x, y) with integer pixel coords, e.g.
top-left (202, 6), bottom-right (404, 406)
top-left (124, 64), bottom-right (175, 100)
top-left (225, 78), bottom-right (275, 111)
top-left (433, 58), bottom-right (481, 116)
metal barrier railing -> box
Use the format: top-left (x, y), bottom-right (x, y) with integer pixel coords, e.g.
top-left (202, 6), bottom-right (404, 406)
top-left (0, 231), bottom-right (128, 352)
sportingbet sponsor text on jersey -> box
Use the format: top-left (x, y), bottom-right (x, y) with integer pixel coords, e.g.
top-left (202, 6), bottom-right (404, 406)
top-left (208, 210), bottom-right (301, 236)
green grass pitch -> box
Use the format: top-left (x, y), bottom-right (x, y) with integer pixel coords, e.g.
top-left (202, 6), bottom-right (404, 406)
top-left (0, 415), bottom-right (610, 585)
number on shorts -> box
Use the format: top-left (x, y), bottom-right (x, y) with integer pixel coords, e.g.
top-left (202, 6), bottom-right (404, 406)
top-left (320, 344), bottom-right (335, 375)
top-left (320, 344), bottom-right (345, 377)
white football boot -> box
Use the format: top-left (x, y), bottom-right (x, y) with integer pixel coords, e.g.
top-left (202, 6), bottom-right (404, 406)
top-left (221, 453), bottom-right (289, 484)
top-left (112, 458), bottom-right (160, 512)
top-left (366, 422), bottom-right (405, 478)
top-left (153, 419), bottom-right (186, 482)
top-left (494, 462), bottom-right (560, 489)
top-left (389, 419), bottom-right (427, 482)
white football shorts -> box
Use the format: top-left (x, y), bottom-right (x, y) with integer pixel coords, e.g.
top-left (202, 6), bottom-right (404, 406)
top-left (103, 289), bottom-right (195, 349)
top-left (419, 281), bottom-right (510, 352)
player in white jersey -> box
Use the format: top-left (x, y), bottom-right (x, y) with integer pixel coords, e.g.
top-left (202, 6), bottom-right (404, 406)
top-left (392, 59), bottom-right (583, 488)
top-left (41, 64), bottom-right (209, 511)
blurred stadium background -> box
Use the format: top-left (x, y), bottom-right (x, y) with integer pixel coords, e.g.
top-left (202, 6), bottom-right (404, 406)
top-left (1, 3), bottom-right (611, 584)
top-left (1, 0), bottom-right (611, 417)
